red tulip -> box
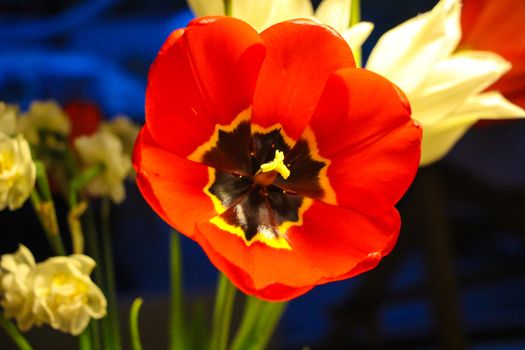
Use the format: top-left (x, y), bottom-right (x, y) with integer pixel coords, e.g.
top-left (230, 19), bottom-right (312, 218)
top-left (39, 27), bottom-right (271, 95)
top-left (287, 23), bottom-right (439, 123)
top-left (461, 0), bottom-right (525, 108)
top-left (64, 101), bottom-right (103, 140)
top-left (133, 17), bottom-right (421, 301)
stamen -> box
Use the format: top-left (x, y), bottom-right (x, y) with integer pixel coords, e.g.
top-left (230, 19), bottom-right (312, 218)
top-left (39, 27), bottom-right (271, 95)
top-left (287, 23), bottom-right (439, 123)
top-left (259, 150), bottom-right (290, 179)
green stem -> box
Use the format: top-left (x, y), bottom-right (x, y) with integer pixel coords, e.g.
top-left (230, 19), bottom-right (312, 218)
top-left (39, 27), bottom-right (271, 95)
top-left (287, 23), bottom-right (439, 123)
top-left (230, 297), bottom-right (287, 350)
top-left (83, 207), bottom-right (113, 350)
top-left (35, 161), bottom-right (52, 201)
top-left (349, 0), bottom-right (362, 67)
top-left (30, 162), bottom-right (66, 256)
top-left (0, 312), bottom-right (32, 350)
top-left (223, 0), bottom-right (232, 16)
top-left (101, 198), bottom-right (122, 350)
top-left (209, 273), bottom-right (236, 350)
top-left (129, 298), bottom-right (144, 350)
top-left (79, 327), bottom-right (93, 350)
top-left (169, 231), bottom-right (185, 350)
top-left (68, 163), bottom-right (104, 207)
top-left (89, 321), bottom-right (101, 350)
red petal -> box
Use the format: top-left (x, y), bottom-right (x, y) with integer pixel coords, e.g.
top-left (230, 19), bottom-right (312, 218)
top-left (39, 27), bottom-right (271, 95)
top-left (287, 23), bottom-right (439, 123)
top-left (460, 0), bottom-right (525, 108)
top-left (306, 68), bottom-right (421, 209)
top-left (64, 101), bottom-right (102, 140)
top-left (194, 200), bottom-right (399, 301)
top-left (146, 17), bottom-right (266, 158)
top-left (132, 126), bottom-right (216, 236)
top-left (252, 19), bottom-right (355, 141)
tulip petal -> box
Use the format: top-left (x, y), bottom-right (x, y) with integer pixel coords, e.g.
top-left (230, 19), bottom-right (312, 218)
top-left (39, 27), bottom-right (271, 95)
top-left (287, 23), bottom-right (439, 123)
top-left (146, 17), bottom-right (266, 158)
top-left (420, 91), bottom-right (525, 166)
top-left (252, 19), bottom-right (355, 141)
top-left (132, 127), bottom-right (217, 236)
top-left (411, 51), bottom-right (511, 125)
top-left (194, 200), bottom-right (399, 301)
top-left (306, 68), bottom-right (421, 208)
top-left (367, 0), bottom-right (461, 92)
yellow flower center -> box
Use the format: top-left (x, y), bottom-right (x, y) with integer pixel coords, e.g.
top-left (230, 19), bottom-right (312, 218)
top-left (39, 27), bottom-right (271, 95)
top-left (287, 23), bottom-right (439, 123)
top-left (0, 152), bottom-right (13, 173)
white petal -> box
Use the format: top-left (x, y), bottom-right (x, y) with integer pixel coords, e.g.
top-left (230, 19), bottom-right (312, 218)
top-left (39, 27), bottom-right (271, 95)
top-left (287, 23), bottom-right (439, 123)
top-left (186, 0), bottom-right (224, 16)
top-left (315, 0), bottom-right (351, 34)
top-left (240, 0), bottom-right (314, 32)
top-left (411, 51), bottom-right (511, 125)
top-left (420, 92), bottom-right (525, 166)
top-left (342, 21), bottom-right (374, 53)
top-left (367, 0), bottom-right (461, 92)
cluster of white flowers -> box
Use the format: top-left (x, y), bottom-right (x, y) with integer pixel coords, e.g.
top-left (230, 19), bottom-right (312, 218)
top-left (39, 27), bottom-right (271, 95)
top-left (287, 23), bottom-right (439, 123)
top-left (18, 100), bottom-right (71, 146)
top-left (187, 0), bottom-right (525, 166)
top-left (0, 99), bottom-right (140, 207)
top-left (0, 245), bottom-right (107, 335)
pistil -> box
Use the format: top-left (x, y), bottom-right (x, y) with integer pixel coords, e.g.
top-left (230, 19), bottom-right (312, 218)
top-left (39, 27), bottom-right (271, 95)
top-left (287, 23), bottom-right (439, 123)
top-left (254, 150), bottom-right (290, 186)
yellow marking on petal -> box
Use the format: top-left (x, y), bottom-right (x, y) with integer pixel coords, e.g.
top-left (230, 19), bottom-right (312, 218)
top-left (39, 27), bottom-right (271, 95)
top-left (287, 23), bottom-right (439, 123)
top-left (301, 126), bottom-right (337, 205)
top-left (204, 167), bottom-right (301, 250)
top-left (259, 150), bottom-right (290, 179)
top-left (210, 216), bottom-right (292, 250)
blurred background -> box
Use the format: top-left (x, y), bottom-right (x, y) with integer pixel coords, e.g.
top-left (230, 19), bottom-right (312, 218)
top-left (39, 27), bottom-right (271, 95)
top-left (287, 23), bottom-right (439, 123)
top-left (1, 0), bottom-right (525, 349)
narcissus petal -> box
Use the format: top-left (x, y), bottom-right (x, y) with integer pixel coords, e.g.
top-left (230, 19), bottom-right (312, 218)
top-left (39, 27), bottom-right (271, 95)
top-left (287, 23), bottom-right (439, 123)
top-left (421, 91), bottom-right (525, 166)
top-left (146, 16), bottom-right (265, 158)
top-left (410, 51), bottom-right (511, 125)
top-left (252, 19), bottom-right (355, 140)
top-left (367, 0), bottom-right (461, 93)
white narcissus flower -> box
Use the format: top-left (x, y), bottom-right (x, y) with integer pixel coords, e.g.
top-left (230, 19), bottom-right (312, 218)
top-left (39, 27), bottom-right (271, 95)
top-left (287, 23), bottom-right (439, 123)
top-left (74, 130), bottom-right (131, 203)
top-left (186, 0), bottom-right (372, 62)
top-left (366, 0), bottom-right (525, 166)
top-left (314, 0), bottom-right (373, 55)
top-left (0, 245), bottom-right (107, 336)
top-left (18, 100), bottom-right (71, 145)
top-left (100, 115), bottom-right (140, 155)
top-left (30, 254), bottom-right (107, 335)
top-left (187, 0), bottom-right (314, 32)
top-left (0, 245), bottom-right (37, 331)
top-left (0, 102), bottom-right (19, 136)
top-left (0, 133), bottom-right (36, 211)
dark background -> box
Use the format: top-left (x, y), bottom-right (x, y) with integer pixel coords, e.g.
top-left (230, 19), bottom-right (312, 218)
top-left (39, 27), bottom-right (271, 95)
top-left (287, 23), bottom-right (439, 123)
top-left (1, 0), bottom-right (525, 349)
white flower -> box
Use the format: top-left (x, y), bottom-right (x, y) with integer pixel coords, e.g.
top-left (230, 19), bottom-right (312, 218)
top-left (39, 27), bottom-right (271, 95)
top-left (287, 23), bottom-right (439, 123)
top-left (30, 254), bottom-right (107, 336)
top-left (18, 100), bottom-right (71, 145)
top-left (100, 115), bottom-right (140, 155)
top-left (187, 0), bottom-right (372, 62)
top-left (366, 0), bottom-right (525, 166)
top-left (0, 245), bottom-right (107, 336)
top-left (0, 102), bottom-right (19, 136)
top-left (187, 0), bottom-right (313, 32)
top-left (314, 0), bottom-right (373, 54)
top-left (0, 245), bottom-right (36, 331)
top-left (0, 133), bottom-right (36, 211)
top-left (74, 130), bottom-right (131, 203)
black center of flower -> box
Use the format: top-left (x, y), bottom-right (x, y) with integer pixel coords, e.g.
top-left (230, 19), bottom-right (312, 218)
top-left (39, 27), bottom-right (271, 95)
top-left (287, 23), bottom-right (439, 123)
top-left (199, 120), bottom-right (328, 245)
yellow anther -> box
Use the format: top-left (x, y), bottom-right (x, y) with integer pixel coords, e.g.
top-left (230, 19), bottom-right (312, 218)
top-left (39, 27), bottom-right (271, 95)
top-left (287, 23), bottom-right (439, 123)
top-left (259, 150), bottom-right (290, 179)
